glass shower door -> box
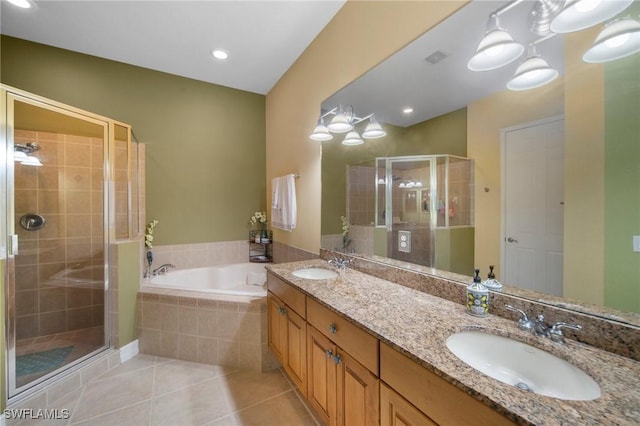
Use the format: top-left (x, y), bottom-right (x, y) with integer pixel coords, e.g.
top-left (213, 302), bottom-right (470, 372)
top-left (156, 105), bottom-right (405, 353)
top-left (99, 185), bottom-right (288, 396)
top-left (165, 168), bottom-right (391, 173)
top-left (7, 94), bottom-right (109, 395)
top-left (386, 157), bottom-right (435, 267)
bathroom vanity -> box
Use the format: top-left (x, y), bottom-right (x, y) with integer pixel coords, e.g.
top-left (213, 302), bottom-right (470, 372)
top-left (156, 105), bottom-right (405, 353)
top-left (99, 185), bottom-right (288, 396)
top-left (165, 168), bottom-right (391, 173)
top-left (266, 259), bottom-right (640, 426)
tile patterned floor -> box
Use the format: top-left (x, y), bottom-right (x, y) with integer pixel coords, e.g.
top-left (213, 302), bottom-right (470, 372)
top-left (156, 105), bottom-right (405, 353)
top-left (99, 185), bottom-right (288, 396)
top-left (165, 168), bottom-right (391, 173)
top-left (14, 354), bottom-right (318, 426)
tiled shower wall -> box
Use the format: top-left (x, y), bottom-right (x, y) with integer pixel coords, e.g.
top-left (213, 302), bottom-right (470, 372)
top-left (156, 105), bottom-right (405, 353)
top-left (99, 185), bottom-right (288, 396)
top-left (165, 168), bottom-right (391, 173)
top-left (14, 130), bottom-right (107, 340)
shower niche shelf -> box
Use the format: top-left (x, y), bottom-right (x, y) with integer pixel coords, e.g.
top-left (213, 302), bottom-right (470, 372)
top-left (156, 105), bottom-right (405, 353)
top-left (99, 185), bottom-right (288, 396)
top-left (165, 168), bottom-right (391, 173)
top-left (249, 230), bottom-right (273, 263)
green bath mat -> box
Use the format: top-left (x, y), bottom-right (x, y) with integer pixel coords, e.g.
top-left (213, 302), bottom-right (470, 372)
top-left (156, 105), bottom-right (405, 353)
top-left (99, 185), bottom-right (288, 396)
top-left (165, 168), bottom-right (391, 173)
top-left (16, 346), bottom-right (74, 377)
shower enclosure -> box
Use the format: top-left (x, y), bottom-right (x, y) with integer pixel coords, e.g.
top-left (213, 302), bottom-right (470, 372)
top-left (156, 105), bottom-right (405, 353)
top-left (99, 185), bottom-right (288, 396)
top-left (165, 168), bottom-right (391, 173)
top-left (369, 155), bottom-right (473, 274)
top-left (1, 85), bottom-right (139, 398)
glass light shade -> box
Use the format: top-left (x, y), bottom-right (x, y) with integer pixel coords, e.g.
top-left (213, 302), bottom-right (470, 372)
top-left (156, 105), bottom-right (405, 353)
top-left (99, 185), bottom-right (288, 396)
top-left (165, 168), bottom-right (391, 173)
top-left (327, 113), bottom-right (353, 133)
top-left (342, 131), bottom-right (363, 146)
top-left (21, 156), bottom-right (42, 167)
top-left (362, 120), bottom-right (387, 139)
top-left (13, 151), bottom-right (28, 162)
top-left (399, 183), bottom-right (406, 188)
top-left (550, 0), bottom-right (633, 33)
top-left (309, 118), bottom-right (333, 141)
top-left (7, 0), bottom-right (31, 8)
top-left (467, 28), bottom-right (524, 71)
top-left (507, 56), bottom-right (559, 91)
top-left (583, 17), bottom-right (640, 63)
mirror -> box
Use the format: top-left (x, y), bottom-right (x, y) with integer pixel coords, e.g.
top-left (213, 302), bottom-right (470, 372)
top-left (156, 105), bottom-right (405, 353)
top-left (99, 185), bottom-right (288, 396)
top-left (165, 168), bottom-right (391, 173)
top-left (321, 0), bottom-right (640, 324)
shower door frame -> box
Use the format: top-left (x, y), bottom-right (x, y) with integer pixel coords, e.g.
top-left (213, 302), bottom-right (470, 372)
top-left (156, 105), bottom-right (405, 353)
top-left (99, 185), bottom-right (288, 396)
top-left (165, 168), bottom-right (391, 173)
top-left (1, 85), bottom-right (114, 399)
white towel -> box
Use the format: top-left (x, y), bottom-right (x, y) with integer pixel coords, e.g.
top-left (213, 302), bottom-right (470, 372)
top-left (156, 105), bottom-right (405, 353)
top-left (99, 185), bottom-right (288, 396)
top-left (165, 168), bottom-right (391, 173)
top-left (271, 174), bottom-right (297, 231)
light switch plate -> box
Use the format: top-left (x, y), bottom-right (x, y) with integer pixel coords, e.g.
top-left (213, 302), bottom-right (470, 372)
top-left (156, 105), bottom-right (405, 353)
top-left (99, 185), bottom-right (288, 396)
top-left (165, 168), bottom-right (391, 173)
top-left (633, 235), bottom-right (640, 253)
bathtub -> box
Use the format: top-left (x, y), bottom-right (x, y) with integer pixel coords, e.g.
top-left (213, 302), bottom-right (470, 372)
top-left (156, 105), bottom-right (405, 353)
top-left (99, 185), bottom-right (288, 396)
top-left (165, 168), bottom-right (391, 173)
top-left (145, 262), bottom-right (267, 297)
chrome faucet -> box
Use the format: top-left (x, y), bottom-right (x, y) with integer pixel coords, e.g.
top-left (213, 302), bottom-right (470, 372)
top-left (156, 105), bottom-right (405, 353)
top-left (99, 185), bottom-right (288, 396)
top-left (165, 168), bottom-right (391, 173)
top-left (328, 257), bottom-right (351, 271)
top-left (504, 304), bottom-right (581, 343)
top-left (152, 263), bottom-right (176, 275)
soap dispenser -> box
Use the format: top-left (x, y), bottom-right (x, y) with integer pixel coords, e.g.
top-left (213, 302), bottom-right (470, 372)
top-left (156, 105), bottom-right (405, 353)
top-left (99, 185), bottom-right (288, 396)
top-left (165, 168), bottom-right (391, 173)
top-left (483, 265), bottom-right (502, 290)
top-left (466, 269), bottom-right (489, 317)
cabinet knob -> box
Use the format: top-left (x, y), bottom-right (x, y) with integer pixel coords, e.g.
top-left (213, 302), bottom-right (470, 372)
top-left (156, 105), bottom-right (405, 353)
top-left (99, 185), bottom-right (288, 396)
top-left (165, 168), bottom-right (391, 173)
top-left (326, 349), bottom-right (333, 359)
top-left (333, 354), bottom-right (342, 365)
top-left (329, 323), bottom-right (337, 334)
top-left (278, 307), bottom-right (286, 316)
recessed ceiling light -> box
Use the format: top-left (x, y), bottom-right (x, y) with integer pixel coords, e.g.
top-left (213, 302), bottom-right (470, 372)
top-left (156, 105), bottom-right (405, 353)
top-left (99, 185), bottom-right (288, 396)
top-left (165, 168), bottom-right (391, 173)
top-left (7, 0), bottom-right (32, 8)
top-left (211, 49), bottom-right (229, 60)
top-left (402, 107), bottom-right (414, 114)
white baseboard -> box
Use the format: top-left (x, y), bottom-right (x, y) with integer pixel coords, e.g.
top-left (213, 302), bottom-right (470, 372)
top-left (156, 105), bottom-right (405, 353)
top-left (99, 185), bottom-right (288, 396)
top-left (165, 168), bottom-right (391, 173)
top-left (119, 340), bottom-right (139, 363)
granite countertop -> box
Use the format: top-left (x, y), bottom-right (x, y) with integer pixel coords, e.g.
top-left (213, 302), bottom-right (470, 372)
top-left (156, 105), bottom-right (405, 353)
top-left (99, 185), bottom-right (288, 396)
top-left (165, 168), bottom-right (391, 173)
top-left (266, 259), bottom-right (640, 426)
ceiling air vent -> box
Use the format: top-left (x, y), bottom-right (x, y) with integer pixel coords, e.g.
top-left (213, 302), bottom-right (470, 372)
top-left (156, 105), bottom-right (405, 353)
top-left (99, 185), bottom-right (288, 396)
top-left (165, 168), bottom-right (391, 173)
top-left (425, 50), bottom-right (449, 65)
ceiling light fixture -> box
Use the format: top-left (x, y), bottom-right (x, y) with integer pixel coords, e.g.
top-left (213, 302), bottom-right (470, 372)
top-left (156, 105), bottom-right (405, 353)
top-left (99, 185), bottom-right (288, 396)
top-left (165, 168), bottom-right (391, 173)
top-left (583, 16), bottom-right (640, 63)
top-left (550, 0), bottom-right (634, 33)
top-left (507, 43), bottom-right (559, 91)
top-left (211, 49), bottom-right (229, 60)
top-left (7, 0), bottom-right (32, 8)
top-left (467, 13), bottom-right (524, 71)
top-left (402, 107), bottom-right (414, 114)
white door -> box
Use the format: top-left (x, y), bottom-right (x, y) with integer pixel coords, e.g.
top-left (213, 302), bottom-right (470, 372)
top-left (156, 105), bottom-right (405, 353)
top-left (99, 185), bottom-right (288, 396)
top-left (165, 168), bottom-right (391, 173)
top-left (504, 118), bottom-right (564, 296)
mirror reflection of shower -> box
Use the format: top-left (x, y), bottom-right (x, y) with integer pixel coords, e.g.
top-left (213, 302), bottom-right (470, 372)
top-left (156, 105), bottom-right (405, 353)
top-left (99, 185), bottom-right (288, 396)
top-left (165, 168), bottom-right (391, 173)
top-left (14, 141), bottom-right (42, 166)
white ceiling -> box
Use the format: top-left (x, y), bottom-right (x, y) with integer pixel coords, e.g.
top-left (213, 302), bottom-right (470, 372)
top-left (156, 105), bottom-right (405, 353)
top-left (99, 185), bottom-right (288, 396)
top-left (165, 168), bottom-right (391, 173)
top-left (324, 0), bottom-right (566, 127)
top-left (0, 0), bottom-right (346, 95)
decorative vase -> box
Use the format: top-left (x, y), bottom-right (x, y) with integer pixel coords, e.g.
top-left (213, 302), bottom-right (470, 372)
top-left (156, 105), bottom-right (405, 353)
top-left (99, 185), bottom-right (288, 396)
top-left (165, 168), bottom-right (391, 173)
top-left (260, 226), bottom-right (269, 243)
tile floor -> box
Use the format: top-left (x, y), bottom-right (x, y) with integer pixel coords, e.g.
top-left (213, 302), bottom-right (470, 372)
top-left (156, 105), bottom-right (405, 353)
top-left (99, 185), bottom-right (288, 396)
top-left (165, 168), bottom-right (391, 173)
top-left (11, 354), bottom-right (318, 426)
top-left (16, 327), bottom-right (105, 388)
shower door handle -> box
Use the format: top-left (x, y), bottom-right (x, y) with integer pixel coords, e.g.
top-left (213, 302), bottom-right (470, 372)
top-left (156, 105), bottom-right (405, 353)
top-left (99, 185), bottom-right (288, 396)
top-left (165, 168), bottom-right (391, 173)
top-left (8, 234), bottom-right (18, 255)
top-left (507, 237), bottom-right (518, 243)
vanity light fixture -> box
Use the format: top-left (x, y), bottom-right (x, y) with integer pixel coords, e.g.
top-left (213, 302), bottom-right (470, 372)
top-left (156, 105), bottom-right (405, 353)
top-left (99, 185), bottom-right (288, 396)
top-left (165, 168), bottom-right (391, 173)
top-left (467, 13), bottom-right (524, 71)
top-left (583, 16), bottom-right (640, 63)
top-left (7, 0), bottom-right (32, 8)
top-left (211, 49), bottom-right (229, 60)
top-left (550, 0), bottom-right (634, 33)
top-left (309, 117), bottom-right (333, 141)
top-left (362, 114), bottom-right (387, 139)
top-left (326, 105), bottom-right (354, 133)
top-left (342, 131), bottom-right (364, 146)
top-left (309, 105), bottom-right (386, 144)
top-left (507, 43), bottom-right (559, 91)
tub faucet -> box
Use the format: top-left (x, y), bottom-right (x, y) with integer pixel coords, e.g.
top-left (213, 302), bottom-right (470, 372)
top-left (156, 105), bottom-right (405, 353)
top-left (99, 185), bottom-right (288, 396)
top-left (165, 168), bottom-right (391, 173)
top-left (152, 264), bottom-right (176, 276)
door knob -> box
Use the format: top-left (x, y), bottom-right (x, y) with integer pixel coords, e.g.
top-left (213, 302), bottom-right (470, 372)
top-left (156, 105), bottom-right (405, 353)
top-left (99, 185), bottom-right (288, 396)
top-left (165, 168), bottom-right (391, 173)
top-left (507, 237), bottom-right (518, 243)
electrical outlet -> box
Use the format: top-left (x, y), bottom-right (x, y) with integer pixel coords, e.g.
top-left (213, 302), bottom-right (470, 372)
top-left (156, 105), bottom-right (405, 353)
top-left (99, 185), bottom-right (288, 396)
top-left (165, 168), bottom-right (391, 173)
top-left (634, 235), bottom-right (640, 253)
top-left (398, 230), bottom-right (411, 253)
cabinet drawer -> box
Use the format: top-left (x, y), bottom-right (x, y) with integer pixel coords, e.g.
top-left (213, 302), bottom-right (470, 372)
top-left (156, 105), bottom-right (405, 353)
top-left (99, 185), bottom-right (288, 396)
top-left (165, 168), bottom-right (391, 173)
top-left (380, 342), bottom-right (515, 426)
top-left (267, 272), bottom-right (306, 318)
top-left (307, 297), bottom-right (378, 375)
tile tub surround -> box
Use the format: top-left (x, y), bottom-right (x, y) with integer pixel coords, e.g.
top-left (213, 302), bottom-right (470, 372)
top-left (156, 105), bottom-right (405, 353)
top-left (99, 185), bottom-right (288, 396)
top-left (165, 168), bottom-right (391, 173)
top-left (146, 240), bottom-right (249, 271)
top-left (267, 260), bottom-right (640, 425)
top-left (137, 290), bottom-right (278, 372)
top-left (320, 249), bottom-right (640, 362)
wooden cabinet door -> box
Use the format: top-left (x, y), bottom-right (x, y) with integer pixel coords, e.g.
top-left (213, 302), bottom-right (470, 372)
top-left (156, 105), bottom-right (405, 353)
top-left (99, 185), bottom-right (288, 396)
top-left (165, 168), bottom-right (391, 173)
top-left (284, 305), bottom-right (307, 396)
top-left (267, 293), bottom-right (287, 364)
top-left (337, 349), bottom-right (379, 426)
top-left (307, 325), bottom-right (338, 426)
top-left (380, 383), bottom-right (437, 426)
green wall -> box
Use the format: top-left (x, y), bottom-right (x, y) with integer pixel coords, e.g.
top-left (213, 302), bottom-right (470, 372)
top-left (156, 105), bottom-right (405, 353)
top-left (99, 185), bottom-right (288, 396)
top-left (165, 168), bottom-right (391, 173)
top-left (604, 51), bottom-right (640, 313)
top-left (322, 107), bottom-right (467, 235)
top-left (1, 35), bottom-right (266, 245)
top-left (117, 242), bottom-right (141, 347)
top-left (434, 227), bottom-right (474, 276)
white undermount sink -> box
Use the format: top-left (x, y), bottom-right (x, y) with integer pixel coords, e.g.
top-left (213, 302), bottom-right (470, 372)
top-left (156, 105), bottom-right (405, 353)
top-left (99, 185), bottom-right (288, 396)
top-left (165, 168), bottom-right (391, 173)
top-left (291, 267), bottom-right (338, 280)
top-left (446, 331), bottom-right (601, 401)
